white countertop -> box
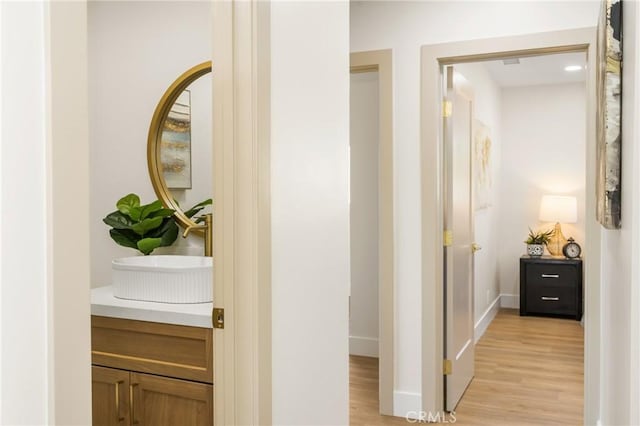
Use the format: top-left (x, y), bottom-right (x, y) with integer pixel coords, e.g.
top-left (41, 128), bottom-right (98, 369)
top-left (91, 285), bottom-right (213, 328)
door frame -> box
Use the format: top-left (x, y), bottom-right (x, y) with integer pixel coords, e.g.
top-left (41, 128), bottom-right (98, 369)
top-left (420, 27), bottom-right (600, 422)
top-left (212, 1), bottom-right (272, 424)
top-left (350, 49), bottom-right (394, 416)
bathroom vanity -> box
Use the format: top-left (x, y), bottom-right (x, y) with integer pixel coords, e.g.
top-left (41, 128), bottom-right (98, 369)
top-left (91, 59), bottom-right (217, 426)
top-left (90, 286), bottom-right (213, 426)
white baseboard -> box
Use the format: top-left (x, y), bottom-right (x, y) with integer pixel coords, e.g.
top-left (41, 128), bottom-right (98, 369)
top-left (349, 336), bottom-right (378, 357)
top-left (474, 295), bottom-right (501, 343)
top-left (500, 293), bottom-right (520, 309)
top-left (393, 391), bottom-right (422, 419)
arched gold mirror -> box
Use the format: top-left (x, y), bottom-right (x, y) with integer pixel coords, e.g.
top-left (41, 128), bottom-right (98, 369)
top-left (147, 61), bottom-right (212, 236)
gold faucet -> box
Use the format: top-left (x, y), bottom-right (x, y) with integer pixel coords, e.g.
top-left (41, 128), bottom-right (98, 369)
top-left (182, 213), bottom-right (213, 257)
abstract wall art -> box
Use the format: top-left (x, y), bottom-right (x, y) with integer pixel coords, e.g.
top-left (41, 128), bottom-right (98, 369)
top-left (473, 119), bottom-right (492, 211)
top-left (596, 0), bottom-right (622, 229)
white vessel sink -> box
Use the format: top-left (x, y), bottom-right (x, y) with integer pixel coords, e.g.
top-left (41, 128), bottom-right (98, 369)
top-left (112, 256), bottom-right (212, 303)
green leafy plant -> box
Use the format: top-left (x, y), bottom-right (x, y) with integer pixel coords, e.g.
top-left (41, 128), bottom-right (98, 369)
top-left (183, 198), bottom-right (212, 222)
top-left (103, 193), bottom-right (178, 255)
top-left (524, 227), bottom-right (554, 245)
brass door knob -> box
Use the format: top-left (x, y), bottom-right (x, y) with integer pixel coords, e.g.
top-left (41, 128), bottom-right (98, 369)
top-left (472, 243), bottom-right (482, 253)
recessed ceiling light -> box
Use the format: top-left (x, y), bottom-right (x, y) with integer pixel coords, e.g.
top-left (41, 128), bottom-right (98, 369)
top-left (564, 65), bottom-right (583, 72)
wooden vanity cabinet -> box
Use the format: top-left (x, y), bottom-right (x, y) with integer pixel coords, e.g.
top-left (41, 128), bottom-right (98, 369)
top-left (130, 372), bottom-right (212, 426)
top-left (92, 366), bottom-right (130, 426)
top-left (91, 316), bottom-right (213, 426)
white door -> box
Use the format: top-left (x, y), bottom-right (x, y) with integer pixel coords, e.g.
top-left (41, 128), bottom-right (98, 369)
top-left (443, 66), bottom-right (475, 412)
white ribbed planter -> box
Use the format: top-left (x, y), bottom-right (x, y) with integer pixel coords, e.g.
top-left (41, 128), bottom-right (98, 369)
top-left (112, 256), bottom-right (213, 304)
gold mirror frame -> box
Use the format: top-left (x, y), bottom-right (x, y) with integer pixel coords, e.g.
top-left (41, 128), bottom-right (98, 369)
top-left (147, 61), bottom-right (212, 235)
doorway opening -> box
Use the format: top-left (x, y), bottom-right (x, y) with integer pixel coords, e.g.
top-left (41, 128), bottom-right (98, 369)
top-left (442, 51), bottom-right (587, 421)
top-left (420, 28), bottom-right (600, 424)
top-left (349, 50), bottom-right (394, 421)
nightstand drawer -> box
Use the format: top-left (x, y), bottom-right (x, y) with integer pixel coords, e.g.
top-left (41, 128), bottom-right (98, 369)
top-left (526, 284), bottom-right (576, 315)
top-left (520, 256), bottom-right (583, 320)
top-left (526, 263), bottom-right (577, 287)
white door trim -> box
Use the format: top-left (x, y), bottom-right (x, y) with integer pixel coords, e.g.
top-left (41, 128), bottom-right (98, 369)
top-left (420, 27), bottom-right (600, 422)
top-left (47, 2), bottom-right (92, 423)
top-left (212, 1), bottom-right (272, 424)
top-left (350, 49), bottom-right (394, 416)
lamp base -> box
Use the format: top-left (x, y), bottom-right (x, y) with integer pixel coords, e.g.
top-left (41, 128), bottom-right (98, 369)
top-left (547, 222), bottom-right (567, 256)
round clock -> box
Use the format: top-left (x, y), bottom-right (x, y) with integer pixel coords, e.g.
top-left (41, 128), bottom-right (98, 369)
top-left (562, 238), bottom-right (582, 259)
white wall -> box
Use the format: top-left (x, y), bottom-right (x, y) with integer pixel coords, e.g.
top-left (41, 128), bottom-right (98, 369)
top-left (499, 83), bottom-right (586, 299)
top-left (454, 63), bottom-right (502, 332)
top-left (1, 2), bottom-right (91, 424)
top-left (1, 3), bottom-right (49, 423)
top-left (88, 1), bottom-right (212, 287)
top-left (350, 71), bottom-right (380, 357)
top-left (271, 2), bottom-right (350, 424)
top-left (600, 1), bottom-right (640, 424)
top-left (351, 0), bottom-right (599, 408)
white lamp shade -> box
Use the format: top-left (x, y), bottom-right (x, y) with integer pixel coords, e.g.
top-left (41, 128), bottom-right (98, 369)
top-left (539, 195), bottom-right (578, 223)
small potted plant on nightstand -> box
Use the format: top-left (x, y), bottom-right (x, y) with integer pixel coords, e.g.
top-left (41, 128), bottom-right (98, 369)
top-left (525, 227), bottom-right (553, 257)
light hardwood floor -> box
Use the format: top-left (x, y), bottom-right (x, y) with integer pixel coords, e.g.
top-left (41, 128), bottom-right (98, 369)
top-left (350, 309), bottom-right (584, 425)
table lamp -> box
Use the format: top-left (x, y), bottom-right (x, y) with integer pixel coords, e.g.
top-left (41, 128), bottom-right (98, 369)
top-left (539, 195), bottom-right (578, 256)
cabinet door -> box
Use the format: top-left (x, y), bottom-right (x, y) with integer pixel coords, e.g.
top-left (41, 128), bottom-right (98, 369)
top-left (130, 372), bottom-right (213, 426)
top-left (92, 366), bottom-right (130, 426)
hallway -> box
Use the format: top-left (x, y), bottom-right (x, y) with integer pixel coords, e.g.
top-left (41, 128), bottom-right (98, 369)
top-left (350, 309), bottom-right (584, 425)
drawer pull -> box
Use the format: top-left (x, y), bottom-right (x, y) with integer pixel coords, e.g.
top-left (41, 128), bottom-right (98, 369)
top-left (114, 380), bottom-right (124, 422)
top-left (541, 274), bottom-right (560, 278)
top-left (130, 383), bottom-right (139, 425)
top-left (541, 296), bottom-right (560, 301)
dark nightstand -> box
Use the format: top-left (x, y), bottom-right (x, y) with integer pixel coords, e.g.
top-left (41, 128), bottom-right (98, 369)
top-left (520, 255), bottom-right (583, 320)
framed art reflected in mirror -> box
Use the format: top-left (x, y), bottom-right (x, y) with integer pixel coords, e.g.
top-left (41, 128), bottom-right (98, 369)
top-left (162, 89), bottom-right (192, 189)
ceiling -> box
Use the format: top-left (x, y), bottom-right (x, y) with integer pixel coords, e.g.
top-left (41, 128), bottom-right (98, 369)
top-left (483, 52), bottom-right (587, 87)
